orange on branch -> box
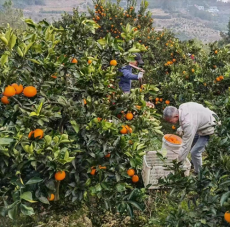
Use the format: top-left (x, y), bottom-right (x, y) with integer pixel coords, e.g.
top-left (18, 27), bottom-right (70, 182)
top-left (127, 169), bottom-right (135, 176)
top-left (126, 112), bottom-right (133, 120)
top-left (1, 96), bottom-right (10, 104)
top-left (48, 194), bottom-right (55, 201)
top-left (12, 83), bottom-right (23, 94)
top-left (33, 129), bottom-right (44, 139)
top-left (3, 85), bottom-right (16, 97)
top-left (132, 175), bottom-right (139, 183)
top-left (23, 86), bottom-right (37, 98)
top-left (110, 60), bottom-right (117, 66)
top-left (55, 171), bottom-right (66, 181)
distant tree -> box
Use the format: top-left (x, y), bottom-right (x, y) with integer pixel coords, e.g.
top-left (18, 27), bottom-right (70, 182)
top-left (0, 0), bottom-right (26, 29)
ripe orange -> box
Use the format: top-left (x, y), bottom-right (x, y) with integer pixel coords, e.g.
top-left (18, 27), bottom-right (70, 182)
top-left (105, 153), bottom-right (111, 158)
top-left (110, 60), bottom-right (117, 66)
top-left (120, 125), bottom-right (128, 134)
top-left (3, 85), bottom-right (16, 97)
top-left (84, 99), bottom-right (87, 105)
top-left (224, 211), bottom-right (230, 223)
top-left (213, 65), bottom-right (217, 69)
top-left (183, 71), bottom-right (186, 74)
top-left (160, 98), bottom-right (163, 102)
top-left (172, 125), bottom-right (176, 130)
top-left (216, 77), bottom-right (220, 82)
top-left (219, 75), bottom-right (224, 80)
top-left (204, 83), bottom-right (207, 86)
top-left (155, 98), bottom-right (159, 102)
top-left (33, 129), bottom-right (44, 139)
top-left (55, 171), bottom-right (66, 181)
top-left (135, 105), bottom-right (141, 110)
top-left (126, 125), bottom-right (133, 133)
top-left (28, 131), bottom-right (34, 139)
top-left (51, 75), bottom-right (57, 79)
top-left (215, 50), bottom-right (218, 54)
top-left (48, 193), bottom-right (55, 201)
top-left (165, 100), bottom-right (170, 105)
top-left (1, 96), bottom-right (9, 104)
top-left (99, 165), bottom-right (106, 169)
top-left (172, 59), bottom-right (176, 62)
top-left (72, 58), bottom-right (78, 64)
top-left (23, 86), bottom-right (37, 98)
top-left (90, 168), bottom-right (96, 175)
top-left (132, 175), bottom-right (139, 183)
top-left (88, 59), bottom-right (92, 64)
top-left (127, 169), bottom-right (135, 176)
top-left (11, 83), bottom-right (23, 94)
top-left (126, 112), bottom-right (133, 120)
top-left (191, 69), bottom-right (195, 73)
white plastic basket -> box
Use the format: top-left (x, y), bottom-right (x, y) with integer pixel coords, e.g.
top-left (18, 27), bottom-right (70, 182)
top-left (142, 151), bottom-right (191, 189)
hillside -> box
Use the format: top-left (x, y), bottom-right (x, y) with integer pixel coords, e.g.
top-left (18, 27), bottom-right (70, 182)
top-left (5, 0), bottom-right (230, 43)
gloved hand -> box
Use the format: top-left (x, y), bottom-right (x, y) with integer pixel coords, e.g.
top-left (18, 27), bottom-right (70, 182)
top-left (138, 72), bottom-right (144, 79)
top-left (176, 127), bottom-right (183, 136)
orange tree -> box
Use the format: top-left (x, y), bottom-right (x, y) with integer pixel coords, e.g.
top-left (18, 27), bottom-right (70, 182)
top-left (0, 10), bottom-right (162, 220)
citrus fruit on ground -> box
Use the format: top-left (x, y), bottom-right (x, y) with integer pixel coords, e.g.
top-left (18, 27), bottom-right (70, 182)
top-left (48, 193), bottom-right (55, 201)
top-left (3, 86), bottom-right (16, 97)
top-left (11, 83), bottom-right (23, 94)
top-left (224, 211), bottom-right (230, 223)
top-left (120, 125), bottom-right (128, 134)
top-left (55, 171), bottom-right (66, 181)
top-left (110, 60), bottom-right (117, 66)
top-left (132, 175), bottom-right (139, 183)
top-left (23, 86), bottom-right (37, 97)
top-left (126, 112), bottom-right (133, 120)
top-left (33, 129), bottom-right (44, 139)
top-left (28, 131), bottom-right (34, 139)
top-left (1, 96), bottom-right (10, 104)
top-left (72, 58), bottom-right (78, 63)
top-left (127, 169), bottom-right (135, 176)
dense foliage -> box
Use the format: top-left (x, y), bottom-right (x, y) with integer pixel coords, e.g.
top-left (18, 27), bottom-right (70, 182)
top-left (0, 0), bottom-right (230, 226)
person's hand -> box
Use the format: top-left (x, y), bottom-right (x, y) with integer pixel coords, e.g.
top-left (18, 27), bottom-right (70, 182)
top-left (146, 101), bottom-right (155, 109)
top-left (138, 72), bottom-right (144, 79)
top-left (176, 127), bottom-right (183, 136)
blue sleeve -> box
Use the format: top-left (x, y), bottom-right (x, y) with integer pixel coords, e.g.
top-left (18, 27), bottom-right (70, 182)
top-left (120, 68), bottom-right (138, 80)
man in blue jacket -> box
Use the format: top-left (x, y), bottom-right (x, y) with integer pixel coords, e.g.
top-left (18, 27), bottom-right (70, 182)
top-left (118, 53), bottom-right (144, 93)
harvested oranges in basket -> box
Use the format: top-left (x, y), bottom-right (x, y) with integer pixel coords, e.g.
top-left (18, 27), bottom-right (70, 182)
top-left (164, 134), bottom-right (182, 145)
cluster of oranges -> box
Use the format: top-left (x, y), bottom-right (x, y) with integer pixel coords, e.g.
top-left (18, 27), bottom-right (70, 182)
top-left (164, 61), bottom-right (174, 66)
top-left (90, 165), bottom-right (107, 175)
top-left (127, 169), bottom-right (139, 183)
top-left (216, 75), bottom-right (224, 82)
top-left (48, 171), bottom-right (66, 201)
top-left (28, 129), bottom-right (44, 139)
top-left (164, 135), bottom-right (182, 145)
top-left (1, 84), bottom-right (37, 104)
top-left (155, 97), bottom-right (163, 104)
top-left (93, 4), bottom-right (106, 20)
top-left (120, 125), bottom-right (132, 134)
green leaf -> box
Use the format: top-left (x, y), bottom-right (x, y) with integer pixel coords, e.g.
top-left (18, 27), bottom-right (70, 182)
top-left (128, 201), bottom-right (144, 211)
top-left (29, 112), bottom-right (38, 117)
top-left (220, 191), bottom-right (230, 206)
top-left (20, 204), bottom-right (35, 216)
top-left (0, 138), bottom-right (14, 145)
top-left (25, 177), bottom-right (43, 185)
top-left (16, 46), bottom-right (23, 57)
top-left (8, 34), bottom-right (17, 49)
top-left (45, 180), bottom-right (55, 190)
top-left (116, 183), bottom-right (126, 192)
top-left (44, 135), bottom-right (52, 145)
top-left (20, 192), bottom-right (37, 203)
top-left (126, 203), bottom-right (134, 218)
top-left (70, 120), bottom-right (80, 133)
top-left (8, 205), bottom-right (18, 220)
top-left (1, 53), bottom-right (8, 66)
top-left (29, 59), bottom-right (41, 65)
top-left (38, 196), bottom-right (50, 205)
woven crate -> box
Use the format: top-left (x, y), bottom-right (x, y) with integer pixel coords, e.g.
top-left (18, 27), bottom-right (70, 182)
top-left (142, 151), bottom-right (191, 189)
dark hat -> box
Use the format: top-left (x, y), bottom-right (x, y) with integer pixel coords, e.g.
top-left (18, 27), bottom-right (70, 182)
top-left (134, 53), bottom-right (144, 65)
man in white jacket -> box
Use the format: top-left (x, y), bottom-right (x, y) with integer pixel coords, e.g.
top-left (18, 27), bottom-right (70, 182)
top-left (163, 102), bottom-right (217, 174)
